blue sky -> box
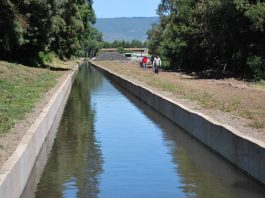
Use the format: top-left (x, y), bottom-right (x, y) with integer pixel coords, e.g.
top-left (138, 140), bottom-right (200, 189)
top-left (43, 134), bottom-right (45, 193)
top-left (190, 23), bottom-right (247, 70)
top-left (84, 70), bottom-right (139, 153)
top-left (93, 0), bottom-right (160, 18)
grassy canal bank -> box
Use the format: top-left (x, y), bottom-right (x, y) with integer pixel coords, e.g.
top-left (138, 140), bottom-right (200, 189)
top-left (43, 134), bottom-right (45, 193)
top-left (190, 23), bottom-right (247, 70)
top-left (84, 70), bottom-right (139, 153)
top-left (92, 60), bottom-right (265, 141)
top-left (0, 61), bottom-right (59, 134)
top-left (0, 59), bottom-right (79, 134)
top-left (0, 59), bottom-right (79, 166)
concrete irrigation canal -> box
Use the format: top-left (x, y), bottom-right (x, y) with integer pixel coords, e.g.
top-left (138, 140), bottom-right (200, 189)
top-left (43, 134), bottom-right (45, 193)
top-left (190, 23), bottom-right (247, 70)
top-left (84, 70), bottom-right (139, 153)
top-left (21, 63), bottom-right (265, 197)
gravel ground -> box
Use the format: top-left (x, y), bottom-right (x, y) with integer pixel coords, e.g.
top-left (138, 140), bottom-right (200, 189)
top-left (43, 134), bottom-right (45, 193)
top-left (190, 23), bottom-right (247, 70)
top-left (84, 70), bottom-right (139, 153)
top-left (95, 52), bottom-right (129, 61)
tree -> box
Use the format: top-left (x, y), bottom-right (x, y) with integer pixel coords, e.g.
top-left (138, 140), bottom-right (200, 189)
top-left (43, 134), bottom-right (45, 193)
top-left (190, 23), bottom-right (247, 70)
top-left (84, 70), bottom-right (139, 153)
top-left (147, 0), bottom-right (265, 78)
top-left (100, 40), bottom-right (148, 49)
top-left (0, 0), bottom-right (98, 65)
top-left (84, 27), bottom-right (103, 57)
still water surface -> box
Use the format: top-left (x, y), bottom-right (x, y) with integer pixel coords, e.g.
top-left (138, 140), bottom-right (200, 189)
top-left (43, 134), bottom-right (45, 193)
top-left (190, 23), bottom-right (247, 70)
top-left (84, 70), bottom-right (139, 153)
top-left (34, 64), bottom-right (265, 197)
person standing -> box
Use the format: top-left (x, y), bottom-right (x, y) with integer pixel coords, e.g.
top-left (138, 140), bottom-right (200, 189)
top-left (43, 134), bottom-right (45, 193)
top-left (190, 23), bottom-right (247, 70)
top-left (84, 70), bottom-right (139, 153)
top-left (142, 56), bottom-right (148, 70)
top-left (153, 55), bottom-right (161, 74)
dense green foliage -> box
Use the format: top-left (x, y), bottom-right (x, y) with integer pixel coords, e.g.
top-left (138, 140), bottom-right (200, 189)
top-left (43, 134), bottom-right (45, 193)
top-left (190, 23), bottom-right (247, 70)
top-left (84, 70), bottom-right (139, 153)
top-left (0, 0), bottom-right (102, 65)
top-left (101, 40), bottom-right (148, 49)
top-left (148, 0), bottom-right (265, 79)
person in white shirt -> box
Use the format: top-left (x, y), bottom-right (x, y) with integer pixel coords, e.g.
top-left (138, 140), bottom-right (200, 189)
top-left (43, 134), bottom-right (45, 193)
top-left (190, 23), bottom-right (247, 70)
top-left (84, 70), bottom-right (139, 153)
top-left (153, 55), bottom-right (162, 74)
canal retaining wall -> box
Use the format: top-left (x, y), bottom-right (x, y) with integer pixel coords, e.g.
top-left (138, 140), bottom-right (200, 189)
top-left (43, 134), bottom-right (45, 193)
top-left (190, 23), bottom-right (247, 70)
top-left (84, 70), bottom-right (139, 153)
top-left (0, 65), bottom-right (79, 198)
top-left (91, 61), bottom-right (265, 185)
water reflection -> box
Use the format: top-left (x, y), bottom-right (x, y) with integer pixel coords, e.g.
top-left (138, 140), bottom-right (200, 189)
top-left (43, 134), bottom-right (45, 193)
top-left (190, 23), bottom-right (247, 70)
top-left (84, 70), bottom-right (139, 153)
top-left (35, 64), bottom-right (103, 198)
top-left (33, 64), bottom-right (265, 198)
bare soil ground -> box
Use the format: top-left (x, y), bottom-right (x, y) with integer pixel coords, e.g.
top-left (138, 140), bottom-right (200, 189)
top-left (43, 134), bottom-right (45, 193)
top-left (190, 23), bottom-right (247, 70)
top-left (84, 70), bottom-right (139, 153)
top-left (0, 59), bottom-right (79, 168)
top-left (93, 61), bottom-right (265, 142)
top-left (95, 52), bottom-right (129, 61)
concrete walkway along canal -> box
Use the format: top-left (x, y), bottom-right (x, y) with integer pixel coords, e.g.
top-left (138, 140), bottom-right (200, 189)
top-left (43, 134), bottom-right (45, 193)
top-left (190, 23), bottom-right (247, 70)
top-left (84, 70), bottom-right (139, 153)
top-left (24, 63), bottom-right (265, 197)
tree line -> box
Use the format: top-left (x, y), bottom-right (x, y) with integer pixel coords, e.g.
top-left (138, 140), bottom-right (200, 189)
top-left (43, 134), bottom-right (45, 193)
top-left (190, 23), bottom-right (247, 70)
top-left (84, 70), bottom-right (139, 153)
top-left (0, 0), bottom-right (102, 65)
top-left (147, 0), bottom-right (265, 79)
top-left (101, 40), bottom-right (148, 49)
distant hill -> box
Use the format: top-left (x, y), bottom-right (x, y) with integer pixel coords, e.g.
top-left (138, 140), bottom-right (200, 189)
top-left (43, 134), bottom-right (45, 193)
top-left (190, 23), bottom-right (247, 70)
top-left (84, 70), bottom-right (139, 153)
top-left (95, 17), bottom-right (159, 42)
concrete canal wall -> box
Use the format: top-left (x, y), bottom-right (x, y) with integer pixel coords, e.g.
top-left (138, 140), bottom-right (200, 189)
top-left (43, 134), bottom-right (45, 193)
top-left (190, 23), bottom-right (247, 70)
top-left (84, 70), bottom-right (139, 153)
top-left (91, 62), bottom-right (265, 185)
top-left (0, 65), bottom-right (79, 198)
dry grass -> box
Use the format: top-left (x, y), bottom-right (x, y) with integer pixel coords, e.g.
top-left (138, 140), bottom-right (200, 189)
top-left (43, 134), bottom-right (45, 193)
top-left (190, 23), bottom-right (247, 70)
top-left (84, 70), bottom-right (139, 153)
top-left (49, 58), bottom-right (81, 70)
top-left (251, 80), bottom-right (265, 90)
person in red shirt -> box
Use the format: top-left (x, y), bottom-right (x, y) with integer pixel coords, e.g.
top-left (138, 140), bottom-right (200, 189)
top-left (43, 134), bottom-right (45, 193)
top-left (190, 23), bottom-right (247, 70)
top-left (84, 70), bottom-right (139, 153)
top-left (142, 56), bottom-right (148, 70)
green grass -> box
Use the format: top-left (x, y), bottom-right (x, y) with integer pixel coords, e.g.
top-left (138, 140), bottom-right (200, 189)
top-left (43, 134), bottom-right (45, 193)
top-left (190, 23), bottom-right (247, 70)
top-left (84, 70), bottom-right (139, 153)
top-left (0, 62), bottom-right (61, 134)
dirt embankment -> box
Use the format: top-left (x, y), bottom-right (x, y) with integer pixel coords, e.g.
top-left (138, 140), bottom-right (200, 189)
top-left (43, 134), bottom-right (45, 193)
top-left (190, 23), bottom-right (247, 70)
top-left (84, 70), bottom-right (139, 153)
top-left (92, 60), bottom-right (265, 142)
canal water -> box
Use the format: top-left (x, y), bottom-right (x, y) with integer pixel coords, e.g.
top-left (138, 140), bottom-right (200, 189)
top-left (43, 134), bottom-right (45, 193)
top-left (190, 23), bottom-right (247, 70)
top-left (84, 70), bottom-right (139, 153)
top-left (25, 63), bottom-right (265, 197)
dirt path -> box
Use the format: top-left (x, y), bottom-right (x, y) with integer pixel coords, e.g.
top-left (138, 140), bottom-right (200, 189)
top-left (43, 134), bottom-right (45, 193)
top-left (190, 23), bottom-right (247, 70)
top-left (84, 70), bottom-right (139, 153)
top-left (93, 60), bottom-right (265, 142)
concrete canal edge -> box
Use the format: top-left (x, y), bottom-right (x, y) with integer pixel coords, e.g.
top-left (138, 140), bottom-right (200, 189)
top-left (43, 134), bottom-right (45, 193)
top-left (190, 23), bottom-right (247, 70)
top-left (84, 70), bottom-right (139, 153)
top-left (91, 61), bottom-right (265, 185)
top-left (0, 64), bottom-right (79, 198)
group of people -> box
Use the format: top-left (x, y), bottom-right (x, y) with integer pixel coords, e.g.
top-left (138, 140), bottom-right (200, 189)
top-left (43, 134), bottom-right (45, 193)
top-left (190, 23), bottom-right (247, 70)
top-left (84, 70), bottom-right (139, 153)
top-left (141, 54), bottom-right (161, 74)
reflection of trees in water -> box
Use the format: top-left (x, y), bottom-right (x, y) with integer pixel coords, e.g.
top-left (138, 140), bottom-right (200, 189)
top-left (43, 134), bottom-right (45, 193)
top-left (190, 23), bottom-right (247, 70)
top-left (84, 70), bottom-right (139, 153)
top-left (36, 64), bottom-right (103, 198)
top-left (117, 84), bottom-right (265, 198)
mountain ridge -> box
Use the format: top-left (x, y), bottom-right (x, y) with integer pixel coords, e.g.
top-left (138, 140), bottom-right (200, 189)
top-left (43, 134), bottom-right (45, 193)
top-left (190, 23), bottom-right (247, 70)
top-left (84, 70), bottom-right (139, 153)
top-left (95, 17), bottom-right (159, 42)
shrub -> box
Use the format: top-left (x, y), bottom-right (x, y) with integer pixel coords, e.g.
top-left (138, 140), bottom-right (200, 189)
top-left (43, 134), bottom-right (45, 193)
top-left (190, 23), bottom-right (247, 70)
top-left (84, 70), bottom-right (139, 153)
top-left (38, 51), bottom-right (56, 65)
top-left (247, 56), bottom-right (265, 80)
top-left (160, 56), bottom-right (171, 70)
top-left (116, 47), bottom-right (125, 54)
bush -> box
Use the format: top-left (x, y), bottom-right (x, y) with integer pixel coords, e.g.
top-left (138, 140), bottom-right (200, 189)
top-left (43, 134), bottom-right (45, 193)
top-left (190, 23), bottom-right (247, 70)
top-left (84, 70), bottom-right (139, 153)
top-left (161, 60), bottom-right (171, 69)
top-left (116, 47), bottom-right (125, 54)
top-left (247, 56), bottom-right (265, 80)
top-left (38, 51), bottom-right (57, 65)
top-left (160, 57), bottom-right (171, 70)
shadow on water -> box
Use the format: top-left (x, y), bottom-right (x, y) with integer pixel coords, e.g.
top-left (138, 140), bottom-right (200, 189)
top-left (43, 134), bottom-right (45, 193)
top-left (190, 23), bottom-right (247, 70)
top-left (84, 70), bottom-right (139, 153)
top-left (22, 63), bottom-right (265, 198)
